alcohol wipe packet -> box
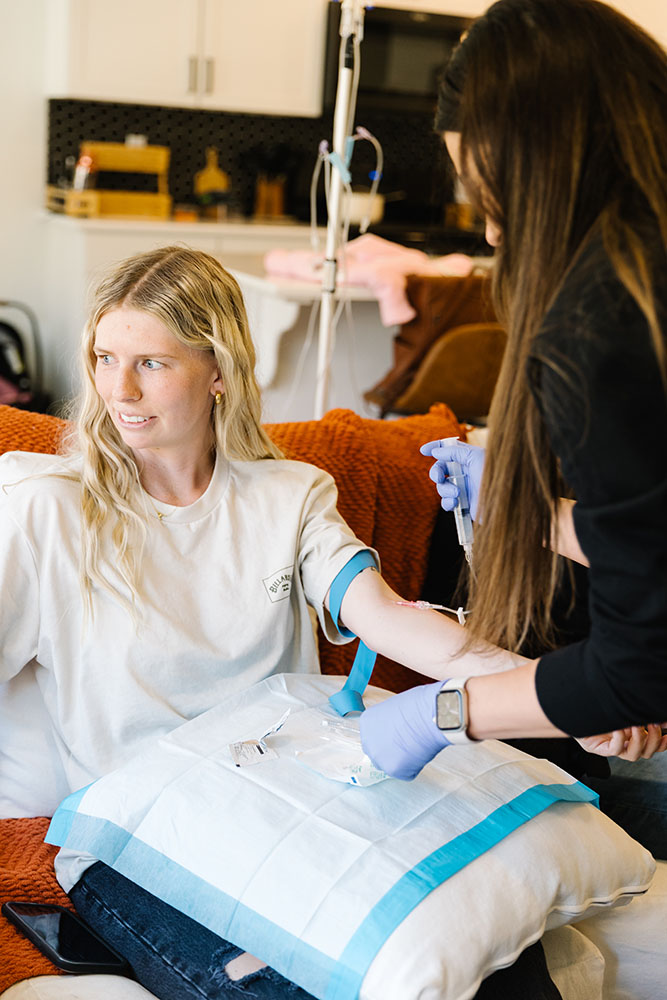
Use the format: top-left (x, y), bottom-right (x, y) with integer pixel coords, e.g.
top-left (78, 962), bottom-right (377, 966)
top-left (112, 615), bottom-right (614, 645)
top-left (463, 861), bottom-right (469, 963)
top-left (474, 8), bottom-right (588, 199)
top-left (229, 709), bottom-right (291, 767)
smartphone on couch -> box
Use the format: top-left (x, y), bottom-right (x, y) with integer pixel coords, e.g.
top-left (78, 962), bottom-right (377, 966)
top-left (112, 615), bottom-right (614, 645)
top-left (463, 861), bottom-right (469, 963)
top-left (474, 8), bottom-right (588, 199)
top-left (2, 900), bottom-right (131, 975)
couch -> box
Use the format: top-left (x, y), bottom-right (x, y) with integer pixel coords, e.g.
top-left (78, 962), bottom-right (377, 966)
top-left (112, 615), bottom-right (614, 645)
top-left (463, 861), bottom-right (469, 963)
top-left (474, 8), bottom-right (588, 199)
top-left (0, 402), bottom-right (665, 1000)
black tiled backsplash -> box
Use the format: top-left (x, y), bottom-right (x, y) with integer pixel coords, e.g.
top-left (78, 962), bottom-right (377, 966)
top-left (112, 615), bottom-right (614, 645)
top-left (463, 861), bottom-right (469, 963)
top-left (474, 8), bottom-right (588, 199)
top-left (48, 99), bottom-right (461, 243)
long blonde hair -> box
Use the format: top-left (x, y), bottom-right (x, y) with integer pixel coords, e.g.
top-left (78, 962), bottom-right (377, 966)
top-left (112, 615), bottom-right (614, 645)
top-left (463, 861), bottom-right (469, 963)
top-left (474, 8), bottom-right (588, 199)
top-left (65, 245), bottom-right (282, 615)
top-left (435, 0), bottom-right (667, 653)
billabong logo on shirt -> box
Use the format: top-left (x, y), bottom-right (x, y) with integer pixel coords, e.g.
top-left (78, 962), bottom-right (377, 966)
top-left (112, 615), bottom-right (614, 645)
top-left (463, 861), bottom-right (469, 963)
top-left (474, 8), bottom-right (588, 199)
top-left (263, 567), bottom-right (293, 602)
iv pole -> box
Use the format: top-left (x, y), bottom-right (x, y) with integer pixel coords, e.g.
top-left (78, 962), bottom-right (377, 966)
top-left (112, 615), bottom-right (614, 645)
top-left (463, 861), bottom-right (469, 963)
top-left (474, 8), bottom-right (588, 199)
top-left (313, 0), bottom-right (367, 420)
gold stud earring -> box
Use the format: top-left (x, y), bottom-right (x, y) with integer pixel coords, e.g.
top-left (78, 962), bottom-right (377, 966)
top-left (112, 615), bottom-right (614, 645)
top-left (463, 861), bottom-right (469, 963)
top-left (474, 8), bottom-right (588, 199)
top-left (214, 391), bottom-right (222, 406)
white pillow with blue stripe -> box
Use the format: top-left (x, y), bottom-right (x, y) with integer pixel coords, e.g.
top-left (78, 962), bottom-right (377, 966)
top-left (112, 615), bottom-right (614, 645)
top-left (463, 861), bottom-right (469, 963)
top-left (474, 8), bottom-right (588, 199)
top-left (47, 673), bottom-right (655, 1000)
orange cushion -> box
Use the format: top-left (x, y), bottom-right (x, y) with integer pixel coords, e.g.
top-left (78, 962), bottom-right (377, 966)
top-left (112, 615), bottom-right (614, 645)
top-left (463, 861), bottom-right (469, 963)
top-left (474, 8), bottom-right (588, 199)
top-left (0, 405), bottom-right (68, 456)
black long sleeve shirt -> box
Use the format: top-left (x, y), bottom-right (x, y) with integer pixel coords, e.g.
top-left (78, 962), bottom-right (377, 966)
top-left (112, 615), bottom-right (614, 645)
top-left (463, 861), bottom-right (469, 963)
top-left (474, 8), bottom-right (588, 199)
top-left (529, 230), bottom-right (667, 736)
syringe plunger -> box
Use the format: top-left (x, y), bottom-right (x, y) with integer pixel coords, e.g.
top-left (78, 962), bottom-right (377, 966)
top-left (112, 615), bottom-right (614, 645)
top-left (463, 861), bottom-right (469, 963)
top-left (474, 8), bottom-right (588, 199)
top-left (439, 437), bottom-right (474, 565)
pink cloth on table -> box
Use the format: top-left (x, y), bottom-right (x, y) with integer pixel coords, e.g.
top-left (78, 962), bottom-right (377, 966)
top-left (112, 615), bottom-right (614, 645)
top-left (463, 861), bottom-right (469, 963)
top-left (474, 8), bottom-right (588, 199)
top-left (263, 233), bottom-right (474, 327)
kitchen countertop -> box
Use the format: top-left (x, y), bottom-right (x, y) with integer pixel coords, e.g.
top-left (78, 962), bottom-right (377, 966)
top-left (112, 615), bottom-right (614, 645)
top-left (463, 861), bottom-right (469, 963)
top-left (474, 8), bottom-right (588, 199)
top-left (42, 211), bottom-right (322, 239)
top-left (226, 254), bottom-right (376, 303)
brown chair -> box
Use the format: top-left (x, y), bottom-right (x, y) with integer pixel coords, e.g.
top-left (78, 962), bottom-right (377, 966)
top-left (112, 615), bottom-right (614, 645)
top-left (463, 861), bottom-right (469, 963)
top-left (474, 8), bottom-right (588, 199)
top-left (389, 320), bottom-right (507, 422)
top-left (364, 271), bottom-right (505, 421)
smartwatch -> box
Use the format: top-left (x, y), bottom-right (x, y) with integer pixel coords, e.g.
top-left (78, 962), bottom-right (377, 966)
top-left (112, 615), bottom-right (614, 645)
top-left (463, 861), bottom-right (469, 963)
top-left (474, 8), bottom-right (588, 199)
top-left (434, 678), bottom-right (478, 744)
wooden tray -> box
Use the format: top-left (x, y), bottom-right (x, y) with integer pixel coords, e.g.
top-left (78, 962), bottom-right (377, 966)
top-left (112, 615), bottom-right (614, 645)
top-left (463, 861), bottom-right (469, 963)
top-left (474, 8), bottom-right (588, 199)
top-left (46, 141), bottom-right (172, 219)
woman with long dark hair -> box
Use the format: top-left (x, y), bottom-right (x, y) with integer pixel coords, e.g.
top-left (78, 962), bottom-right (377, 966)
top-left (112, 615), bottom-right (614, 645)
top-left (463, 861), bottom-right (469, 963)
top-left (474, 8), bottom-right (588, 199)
top-left (361, 0), bottom-right (667, 839)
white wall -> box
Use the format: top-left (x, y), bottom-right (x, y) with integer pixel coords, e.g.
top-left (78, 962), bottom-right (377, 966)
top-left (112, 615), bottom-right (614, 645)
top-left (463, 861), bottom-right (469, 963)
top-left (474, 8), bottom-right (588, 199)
top-left (0, 1), bottom-right (48, 362)
top-left (608, 0), bottom-right (667, 46)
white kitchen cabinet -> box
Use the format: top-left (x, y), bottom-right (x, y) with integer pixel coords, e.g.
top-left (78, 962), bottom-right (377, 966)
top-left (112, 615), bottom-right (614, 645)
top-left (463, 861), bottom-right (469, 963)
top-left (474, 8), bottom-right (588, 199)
top-left (46, 0), bottom-right (201, 107)
top-left (207, 0), bottom-right (326, 116)
top-left (200, 2), bottom-right (326, 116)
top-left (45, 0), bottom-right (327, 116)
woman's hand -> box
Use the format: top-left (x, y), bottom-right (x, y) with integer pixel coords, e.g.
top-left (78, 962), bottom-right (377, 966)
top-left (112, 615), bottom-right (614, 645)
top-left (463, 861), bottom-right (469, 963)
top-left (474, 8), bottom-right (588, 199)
top-left (360, 682), bottom-right (452, 780)
top-left (576, 724), bottom-right (667, 761)
top-left (420, 439), bottom-right (485, 519)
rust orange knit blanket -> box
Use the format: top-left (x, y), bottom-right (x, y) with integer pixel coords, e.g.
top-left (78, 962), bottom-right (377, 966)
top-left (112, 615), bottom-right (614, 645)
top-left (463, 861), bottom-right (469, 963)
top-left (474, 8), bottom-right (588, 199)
top-left (0, 818), bottom-right (72, 990)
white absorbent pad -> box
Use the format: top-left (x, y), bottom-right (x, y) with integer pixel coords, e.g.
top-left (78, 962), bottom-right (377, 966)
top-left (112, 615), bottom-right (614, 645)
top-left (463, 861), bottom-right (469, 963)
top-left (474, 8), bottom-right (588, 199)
top-left (46, 674), bottom-right (655, 1000)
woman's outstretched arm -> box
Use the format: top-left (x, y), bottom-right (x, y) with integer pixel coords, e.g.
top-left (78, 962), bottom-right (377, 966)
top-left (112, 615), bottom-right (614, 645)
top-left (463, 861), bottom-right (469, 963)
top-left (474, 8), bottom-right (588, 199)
top-left (336, 566), bottom-right (527, 680)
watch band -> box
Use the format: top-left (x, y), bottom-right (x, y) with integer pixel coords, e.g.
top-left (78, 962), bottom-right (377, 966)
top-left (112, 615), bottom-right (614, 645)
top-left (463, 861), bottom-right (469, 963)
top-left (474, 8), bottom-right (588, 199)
top-left (434, 677), bottom-right (478, 744)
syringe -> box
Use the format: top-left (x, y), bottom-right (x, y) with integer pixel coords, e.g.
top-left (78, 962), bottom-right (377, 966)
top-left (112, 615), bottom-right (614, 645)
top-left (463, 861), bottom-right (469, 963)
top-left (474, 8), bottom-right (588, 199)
top-left (440, 436), bottom-right (474, 567)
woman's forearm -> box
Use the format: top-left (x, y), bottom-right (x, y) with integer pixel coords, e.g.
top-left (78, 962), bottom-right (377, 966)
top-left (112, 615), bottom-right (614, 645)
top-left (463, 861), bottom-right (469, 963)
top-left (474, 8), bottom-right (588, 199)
top-left (466, 661), bottom-right (567, 739)
top-left (337, 568), bottom-right (528, 679)
top-left (338, 569), bottom-right (572, 741)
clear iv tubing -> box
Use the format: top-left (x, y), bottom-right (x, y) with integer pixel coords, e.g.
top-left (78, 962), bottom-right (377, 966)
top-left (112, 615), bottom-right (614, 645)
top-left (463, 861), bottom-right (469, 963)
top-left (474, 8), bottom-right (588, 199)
top-left (395, 600), bottom-right (470, 626)
top-left (310, 125), bottom-right (383, 250)
top-left (441, 436), bottom-right (474, 567)
top-left (321, 718), bottom-right (360, 742)
top-left (353, 127), bottom-right (383, 234)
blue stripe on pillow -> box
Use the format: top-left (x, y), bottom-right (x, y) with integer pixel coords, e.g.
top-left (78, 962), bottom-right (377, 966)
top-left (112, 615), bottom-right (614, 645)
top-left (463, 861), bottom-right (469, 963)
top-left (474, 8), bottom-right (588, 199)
top-left (325, 780), bottom-right (598, 999)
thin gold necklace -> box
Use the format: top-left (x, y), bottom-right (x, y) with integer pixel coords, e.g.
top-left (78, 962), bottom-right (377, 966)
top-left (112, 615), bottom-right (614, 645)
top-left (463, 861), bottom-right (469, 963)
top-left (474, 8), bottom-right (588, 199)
top-left (142, 459), bottom-right (215, 522)
top-left (144, 493), bottom-right (171, 523)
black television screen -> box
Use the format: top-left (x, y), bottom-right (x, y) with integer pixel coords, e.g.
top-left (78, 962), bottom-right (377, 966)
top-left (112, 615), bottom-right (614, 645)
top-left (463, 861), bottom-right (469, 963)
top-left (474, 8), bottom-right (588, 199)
top-left (323, 3), bottom-right (471, 113)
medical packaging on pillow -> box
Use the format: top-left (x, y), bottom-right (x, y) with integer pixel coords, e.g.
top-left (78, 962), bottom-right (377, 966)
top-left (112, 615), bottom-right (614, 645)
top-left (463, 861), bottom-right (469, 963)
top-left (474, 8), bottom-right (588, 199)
top-left (47, 674), bottom-right (655, 1000)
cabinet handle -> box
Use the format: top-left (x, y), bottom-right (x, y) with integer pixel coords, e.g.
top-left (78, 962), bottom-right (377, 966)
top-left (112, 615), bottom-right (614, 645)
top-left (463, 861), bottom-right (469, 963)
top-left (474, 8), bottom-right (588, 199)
top-left (205, 58), bottom-right (214, 94)
top-left (187, 56), bottom-right (198, 94)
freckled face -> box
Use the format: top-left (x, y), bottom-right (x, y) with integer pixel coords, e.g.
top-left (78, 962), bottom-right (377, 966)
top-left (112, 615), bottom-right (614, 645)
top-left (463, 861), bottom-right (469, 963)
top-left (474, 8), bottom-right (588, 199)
top-left (93, 308), bottom-right (222, 462)
top-left (444, 131), bottom-right (502, 248)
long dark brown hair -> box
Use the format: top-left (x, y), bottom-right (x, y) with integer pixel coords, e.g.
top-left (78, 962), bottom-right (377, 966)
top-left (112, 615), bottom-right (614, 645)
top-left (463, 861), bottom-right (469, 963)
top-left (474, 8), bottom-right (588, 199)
top-left (435, 0), bottom-right (667, 653)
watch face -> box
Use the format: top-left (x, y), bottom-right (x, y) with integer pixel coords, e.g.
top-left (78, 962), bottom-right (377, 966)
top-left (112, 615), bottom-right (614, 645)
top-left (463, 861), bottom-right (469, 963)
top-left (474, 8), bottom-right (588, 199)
top-left (436, 690), bottom-right (463, 731)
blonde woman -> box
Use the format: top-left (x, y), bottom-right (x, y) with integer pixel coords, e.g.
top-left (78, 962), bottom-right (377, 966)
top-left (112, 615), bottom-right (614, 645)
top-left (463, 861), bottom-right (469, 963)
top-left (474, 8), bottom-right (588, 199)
top-left (0, 245), bottom-right (538, 998)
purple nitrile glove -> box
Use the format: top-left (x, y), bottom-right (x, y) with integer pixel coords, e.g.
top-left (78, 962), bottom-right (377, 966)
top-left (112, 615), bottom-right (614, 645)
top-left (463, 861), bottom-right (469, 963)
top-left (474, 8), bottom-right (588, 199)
top-left (420, 439), bottom-right (486, 521)
top-left (360, 681), bottom-right (451, 781)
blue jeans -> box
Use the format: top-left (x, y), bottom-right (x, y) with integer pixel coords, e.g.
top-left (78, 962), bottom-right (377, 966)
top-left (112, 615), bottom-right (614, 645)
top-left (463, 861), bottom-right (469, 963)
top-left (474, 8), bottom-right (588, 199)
top-left (584, 752), bottom-right (667, 860)
top-left (69, 862), bottom-right (560, 1000)
top-left (69, 862), bottom-right (316, 999)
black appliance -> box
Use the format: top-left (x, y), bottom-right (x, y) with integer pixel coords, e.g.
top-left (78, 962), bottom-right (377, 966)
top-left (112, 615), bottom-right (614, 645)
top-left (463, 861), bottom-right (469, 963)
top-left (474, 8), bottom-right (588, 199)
top-left (322, 3), bottom-right (471, 114)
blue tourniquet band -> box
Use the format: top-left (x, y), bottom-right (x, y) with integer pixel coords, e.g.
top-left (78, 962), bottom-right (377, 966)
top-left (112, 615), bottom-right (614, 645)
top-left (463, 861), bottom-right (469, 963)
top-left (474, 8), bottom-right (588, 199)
top-left (327, 550), bottom-right (378, 716)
